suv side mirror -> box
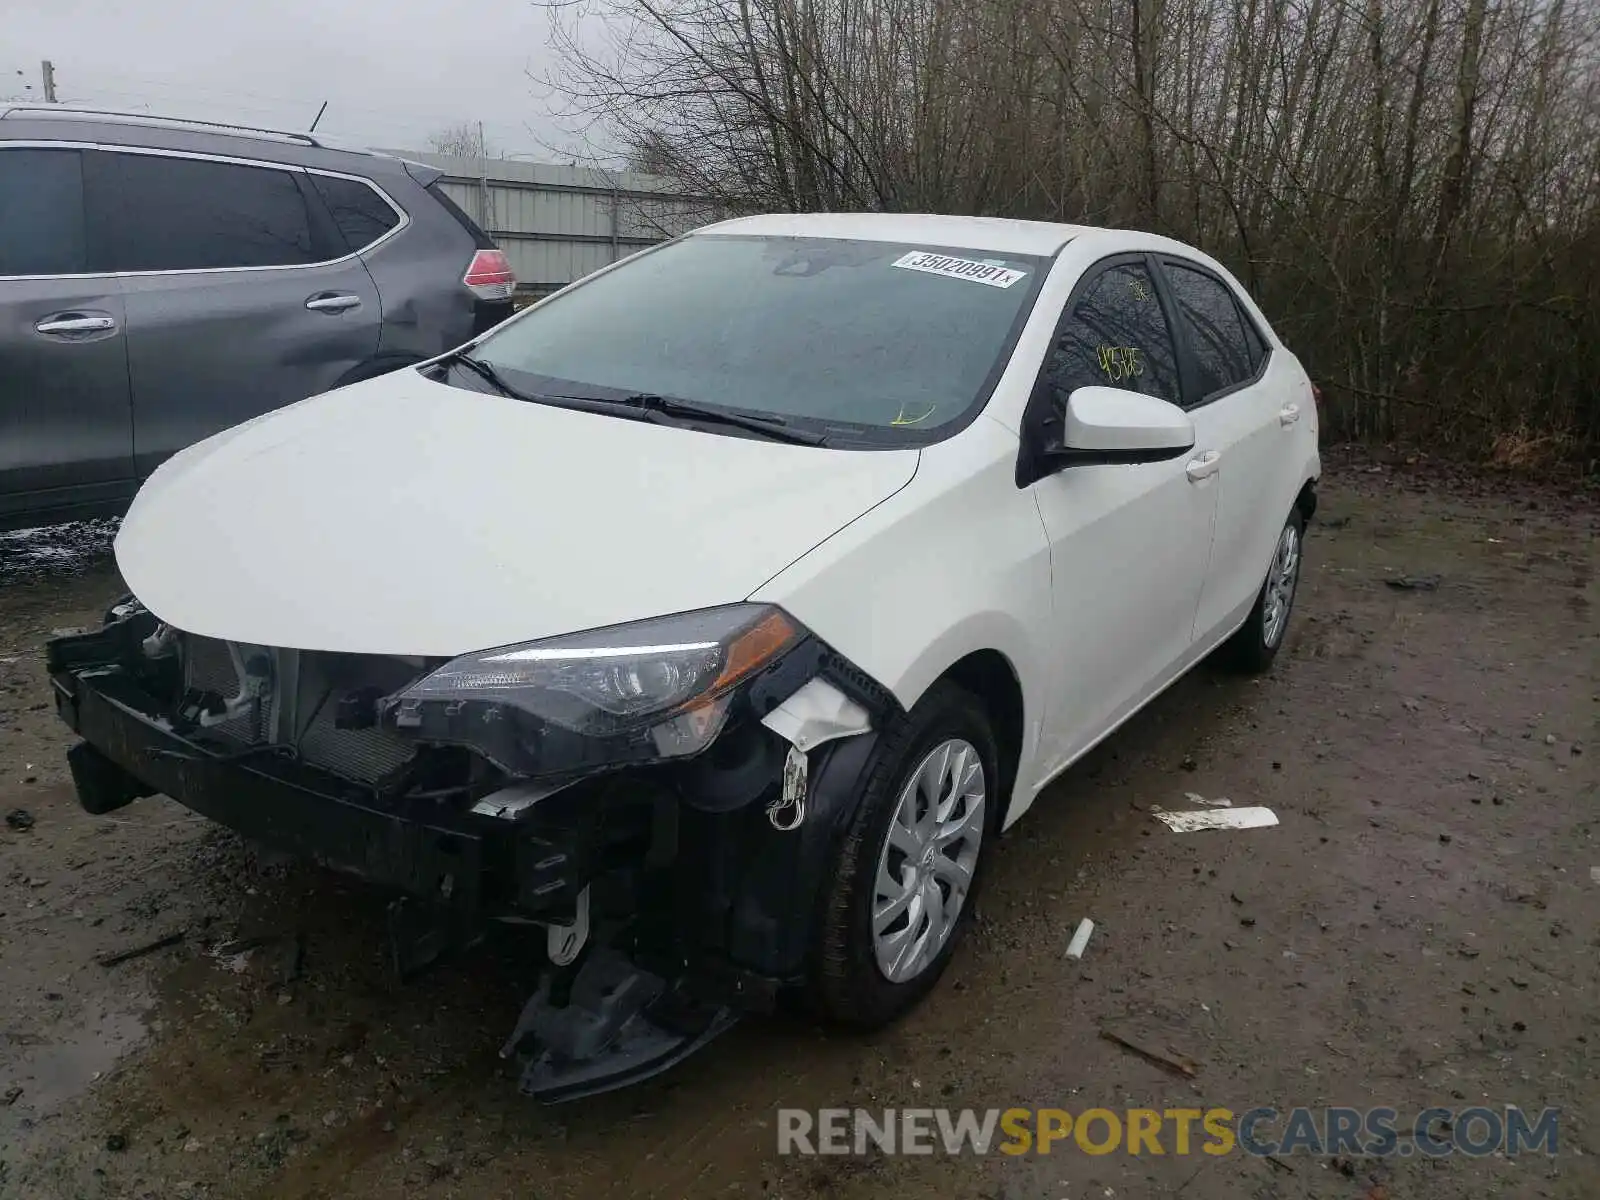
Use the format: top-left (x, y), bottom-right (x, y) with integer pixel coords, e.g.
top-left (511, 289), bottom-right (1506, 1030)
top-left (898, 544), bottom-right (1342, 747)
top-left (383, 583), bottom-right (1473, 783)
top-left (1056, 386), bottom-right (1195, 460)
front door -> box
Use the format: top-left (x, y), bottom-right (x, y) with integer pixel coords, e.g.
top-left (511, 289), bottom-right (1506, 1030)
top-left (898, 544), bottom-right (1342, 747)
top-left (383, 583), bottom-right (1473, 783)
top-left (0, 146), bottom-right (135, 526)
top-left (1026, 258), bottom-right (1218, 781)
top-left (82, 148), bottom-right (381, 478)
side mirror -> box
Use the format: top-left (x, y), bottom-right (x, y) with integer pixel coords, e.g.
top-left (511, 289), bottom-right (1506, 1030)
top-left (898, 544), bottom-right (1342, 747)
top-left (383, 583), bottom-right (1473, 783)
top-left (1057, 386), bottom-right (1195, 461)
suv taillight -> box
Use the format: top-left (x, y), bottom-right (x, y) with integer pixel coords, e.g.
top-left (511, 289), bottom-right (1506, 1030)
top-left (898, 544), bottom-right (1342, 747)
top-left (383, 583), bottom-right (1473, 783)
top-left (464, 249), bottom-right (516, 301)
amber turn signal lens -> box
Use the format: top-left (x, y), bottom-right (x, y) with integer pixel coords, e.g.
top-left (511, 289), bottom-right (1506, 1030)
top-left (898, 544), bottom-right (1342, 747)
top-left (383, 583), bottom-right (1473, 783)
top-left (711, 609), bottom-right (799, 692)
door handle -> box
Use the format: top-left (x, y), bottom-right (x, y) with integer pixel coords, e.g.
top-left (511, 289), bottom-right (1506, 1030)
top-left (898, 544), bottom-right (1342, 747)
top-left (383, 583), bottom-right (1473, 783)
top-left (304, 293), bottom-right (362, 313)
top-left (1185, 450), bottom-right (1221, 482)
top-left (1279, 404), bottom-right (1301, 426)
top-left (35, 314), bottom-right (117, 335)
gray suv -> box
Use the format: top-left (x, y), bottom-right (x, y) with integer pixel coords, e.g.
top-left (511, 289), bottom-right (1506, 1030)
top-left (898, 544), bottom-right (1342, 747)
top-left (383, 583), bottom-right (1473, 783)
top-left (0, 106), bottom-right (516, 532)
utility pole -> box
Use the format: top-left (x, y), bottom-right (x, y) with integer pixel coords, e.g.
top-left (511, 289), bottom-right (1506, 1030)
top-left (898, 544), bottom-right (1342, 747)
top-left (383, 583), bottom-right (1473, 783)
top-left (41, 60), bottom-right (57, 103)
top-left (477, 120), bottom-right (492, 230)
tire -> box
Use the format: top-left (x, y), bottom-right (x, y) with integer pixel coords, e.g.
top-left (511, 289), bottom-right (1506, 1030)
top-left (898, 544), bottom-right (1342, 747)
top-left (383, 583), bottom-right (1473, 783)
top-left (813, 681), bottom-right (998, 1029)
top-left (1223, 507), bottom-right (1306, 674)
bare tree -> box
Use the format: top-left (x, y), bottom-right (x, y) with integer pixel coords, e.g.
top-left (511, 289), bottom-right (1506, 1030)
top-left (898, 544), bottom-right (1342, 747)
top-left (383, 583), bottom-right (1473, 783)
top-left (543, 0), bottom-right (1600, 462)
top-left (427, 122), bottom-right (492, 159)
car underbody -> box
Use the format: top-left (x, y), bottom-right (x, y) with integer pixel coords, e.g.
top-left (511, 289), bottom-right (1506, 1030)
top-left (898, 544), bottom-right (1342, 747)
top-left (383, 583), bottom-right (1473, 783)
top-left (47, 599), bottom-right (902, 1101)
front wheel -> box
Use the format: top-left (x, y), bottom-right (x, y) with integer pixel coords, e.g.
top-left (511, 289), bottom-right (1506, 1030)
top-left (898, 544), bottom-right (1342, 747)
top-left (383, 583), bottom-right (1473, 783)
top-left (812, 682), bottom-right (996, 1029)
top-left (1224, 507), bottom-right (1305, 673)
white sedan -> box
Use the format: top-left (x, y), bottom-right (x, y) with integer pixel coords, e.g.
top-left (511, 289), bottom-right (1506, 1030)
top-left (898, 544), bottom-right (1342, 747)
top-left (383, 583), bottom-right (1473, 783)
top-left (49, 213), bottom-right (1318, 1100)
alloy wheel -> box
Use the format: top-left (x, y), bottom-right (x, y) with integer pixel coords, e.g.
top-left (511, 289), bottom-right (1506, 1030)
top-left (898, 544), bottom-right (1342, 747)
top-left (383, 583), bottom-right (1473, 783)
top-left (1261, 521), bottom-right (1301, 649)
top-left (871, 738), bottom-right (986, 984)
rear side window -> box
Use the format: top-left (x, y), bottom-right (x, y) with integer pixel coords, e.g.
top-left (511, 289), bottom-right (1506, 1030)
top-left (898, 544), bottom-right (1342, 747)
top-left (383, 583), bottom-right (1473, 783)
top-left (0, 148), bottom-right (86, 276)
top-left (310, 174), bottom-right (401, 252)
top-left (87, 151), bottom-right (319, 271)
top-left (1162, 262), bottom-right (1260, 399)
top-left (426, 182), bottom-right (497, 249)
top-left (1043, 261), bottom-right (1180, 407)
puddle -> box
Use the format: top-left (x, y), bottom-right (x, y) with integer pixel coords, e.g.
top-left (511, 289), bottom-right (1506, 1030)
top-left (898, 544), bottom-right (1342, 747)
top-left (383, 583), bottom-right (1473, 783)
top-left (0, 989), bottom-right (154, 1118)
top-left (0, 520), bottom-right (120, 587)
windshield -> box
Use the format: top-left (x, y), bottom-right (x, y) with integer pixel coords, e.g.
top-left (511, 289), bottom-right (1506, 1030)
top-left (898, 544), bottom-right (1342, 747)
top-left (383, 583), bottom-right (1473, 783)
top-left (465, 235), bottom-right (1047, 440)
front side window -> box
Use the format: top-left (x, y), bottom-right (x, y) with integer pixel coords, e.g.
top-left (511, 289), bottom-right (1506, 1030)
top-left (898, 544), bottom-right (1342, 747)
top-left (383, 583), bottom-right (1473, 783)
top-left (1163, 262), bottom-right (1259, 398)
top-left (1042, 262), bottom-right (1180, 410)
top-left (87, 151), bottom-right (318, 271)
top-left (310, 174), bottom-right (401, 252)
top-left (465, 235), bottom-right (1046, 439)
top-left (0, 148), bottom-right (86, 276)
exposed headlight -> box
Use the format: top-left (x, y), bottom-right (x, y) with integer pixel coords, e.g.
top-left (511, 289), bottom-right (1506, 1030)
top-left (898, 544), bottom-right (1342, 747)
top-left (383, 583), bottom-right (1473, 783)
top-left (385, 605), bottom-right (803, 771)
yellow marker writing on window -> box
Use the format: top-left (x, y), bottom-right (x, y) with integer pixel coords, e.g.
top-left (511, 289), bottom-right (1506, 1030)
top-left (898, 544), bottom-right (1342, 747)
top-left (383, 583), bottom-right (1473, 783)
top-left (891, 401), bottom-right (939, 426)
top-left (1096, 345), bottom-right (1144, 382)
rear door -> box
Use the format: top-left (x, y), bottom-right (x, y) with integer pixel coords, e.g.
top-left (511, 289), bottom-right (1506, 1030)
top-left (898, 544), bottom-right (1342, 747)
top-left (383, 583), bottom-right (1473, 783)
top-left (1155, 257), bottom-right (1286, 642)
top-left (83, 148), bottom-right (382, 478)
top-left (0, 145), bottom-right (134, 524)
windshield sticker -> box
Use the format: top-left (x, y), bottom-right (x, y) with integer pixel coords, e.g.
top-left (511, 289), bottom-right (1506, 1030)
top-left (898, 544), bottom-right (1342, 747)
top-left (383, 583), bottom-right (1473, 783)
top-left (892, 251), bottom-right (1028, 289)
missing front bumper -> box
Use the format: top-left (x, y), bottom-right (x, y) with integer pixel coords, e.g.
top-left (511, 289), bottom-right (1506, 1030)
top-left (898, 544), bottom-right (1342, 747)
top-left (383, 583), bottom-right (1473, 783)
top-left (48, 620), bottom-right (893, 1100)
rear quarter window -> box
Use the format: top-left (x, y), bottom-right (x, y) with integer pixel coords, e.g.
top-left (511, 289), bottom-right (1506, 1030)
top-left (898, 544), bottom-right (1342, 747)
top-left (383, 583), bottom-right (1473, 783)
top-left (309, 174), bottom-right (401, 252)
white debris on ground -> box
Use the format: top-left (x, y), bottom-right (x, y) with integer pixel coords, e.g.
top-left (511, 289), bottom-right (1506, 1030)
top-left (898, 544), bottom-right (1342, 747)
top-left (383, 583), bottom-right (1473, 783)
top-left (1065, 917), bottom-right (1095, 960)
top-left (1153, 807), bottom-right (1280, 833)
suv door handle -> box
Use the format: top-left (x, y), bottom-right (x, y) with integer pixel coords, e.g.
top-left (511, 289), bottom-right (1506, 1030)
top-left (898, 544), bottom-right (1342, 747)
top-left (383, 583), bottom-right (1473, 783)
top-left (35, 313), bottom-right (117, 335)
top-left (304, 292), bottom-right (362, 314)
top-left (1279, 403), bottom-right (1301, 426)
top-left (1185, 450), bottom-right (1221, 482)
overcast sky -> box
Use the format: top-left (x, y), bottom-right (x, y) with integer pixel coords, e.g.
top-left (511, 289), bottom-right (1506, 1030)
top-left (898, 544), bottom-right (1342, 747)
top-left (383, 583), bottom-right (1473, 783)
top-left (3, 0), bottom-right (592, 160)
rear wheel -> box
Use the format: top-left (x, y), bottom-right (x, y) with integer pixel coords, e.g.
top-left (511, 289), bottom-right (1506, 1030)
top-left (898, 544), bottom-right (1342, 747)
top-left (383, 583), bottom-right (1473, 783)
top-left (1224, 508), bottom-right (1305, 673)
top-left (813, 682), bottom-right (996, 1029)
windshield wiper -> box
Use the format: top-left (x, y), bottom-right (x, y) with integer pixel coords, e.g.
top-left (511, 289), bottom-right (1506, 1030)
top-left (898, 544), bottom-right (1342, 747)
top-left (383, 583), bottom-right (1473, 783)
top-left (442, 356), bottom-right (828, 446)
top-left (442, 351), bottom-right (538, 401)
top-left (602, 393), bottom-right (830, 447)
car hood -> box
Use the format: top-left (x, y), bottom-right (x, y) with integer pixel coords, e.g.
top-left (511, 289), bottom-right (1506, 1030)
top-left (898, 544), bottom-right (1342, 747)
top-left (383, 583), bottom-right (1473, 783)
top-left (116, 370), bottom-right (919, 656)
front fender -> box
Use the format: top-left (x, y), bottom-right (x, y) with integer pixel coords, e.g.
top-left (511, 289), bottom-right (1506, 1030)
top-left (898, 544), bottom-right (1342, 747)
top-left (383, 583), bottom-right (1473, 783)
top-left (751, 420), bottom-right (1053, 826)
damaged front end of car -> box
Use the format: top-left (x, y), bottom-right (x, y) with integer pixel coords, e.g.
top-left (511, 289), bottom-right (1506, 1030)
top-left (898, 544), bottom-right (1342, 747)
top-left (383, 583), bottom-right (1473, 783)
top-left (47, 599), bottom-right (900, 1102)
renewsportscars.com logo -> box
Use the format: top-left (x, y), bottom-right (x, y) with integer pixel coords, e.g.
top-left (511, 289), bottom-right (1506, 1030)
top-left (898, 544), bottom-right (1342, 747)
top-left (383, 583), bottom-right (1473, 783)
top-left (777, 1106), bottom-right (1560, 1158)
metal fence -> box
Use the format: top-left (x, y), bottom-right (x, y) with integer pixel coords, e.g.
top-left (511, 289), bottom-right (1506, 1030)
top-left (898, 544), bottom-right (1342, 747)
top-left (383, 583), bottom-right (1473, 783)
top-left (389, 151), bottom-right (717, 297)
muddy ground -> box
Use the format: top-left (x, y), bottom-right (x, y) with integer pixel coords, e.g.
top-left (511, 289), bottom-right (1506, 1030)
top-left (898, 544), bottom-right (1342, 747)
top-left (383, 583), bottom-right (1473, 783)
top-left (1, 453), bottom-right (1595, 1200)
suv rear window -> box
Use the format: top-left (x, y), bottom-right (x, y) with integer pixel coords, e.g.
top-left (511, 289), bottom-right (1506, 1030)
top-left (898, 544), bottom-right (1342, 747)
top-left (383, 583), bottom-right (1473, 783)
top-left (0, 148), bottom-right (87, 276)
top-left (87, 151), bottom-right (320, 271)
top-left (310, 174), bottom-right (401, 253)
top-left (426, 183), bottom-right (497, 250)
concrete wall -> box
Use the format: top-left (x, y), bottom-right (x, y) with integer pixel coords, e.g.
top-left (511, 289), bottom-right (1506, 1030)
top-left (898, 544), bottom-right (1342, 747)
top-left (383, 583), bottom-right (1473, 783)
top-left (389, 151), bottom-right (717, 296)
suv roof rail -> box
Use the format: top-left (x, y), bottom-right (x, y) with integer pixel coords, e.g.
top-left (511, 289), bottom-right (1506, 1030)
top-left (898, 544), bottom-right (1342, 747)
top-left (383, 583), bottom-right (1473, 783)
top-left (0, 104), bottom-right (327, 148)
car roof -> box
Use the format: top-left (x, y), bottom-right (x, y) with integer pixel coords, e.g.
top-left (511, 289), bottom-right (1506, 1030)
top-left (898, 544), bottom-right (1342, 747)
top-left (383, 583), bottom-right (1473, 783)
top-left (693, 212), bottom-right (1093, 257)
top-left (0, 105), bottom-right (421, 183)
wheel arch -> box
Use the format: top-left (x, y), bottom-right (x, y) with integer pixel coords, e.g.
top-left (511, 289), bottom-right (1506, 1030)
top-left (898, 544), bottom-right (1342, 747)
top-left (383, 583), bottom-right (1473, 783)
top-left (924, 648), bottom-right (1025, 835)
top-left (1295, 477), bottom-right (1319, 523)
top-left (329, 352), bottom-right (426, 390)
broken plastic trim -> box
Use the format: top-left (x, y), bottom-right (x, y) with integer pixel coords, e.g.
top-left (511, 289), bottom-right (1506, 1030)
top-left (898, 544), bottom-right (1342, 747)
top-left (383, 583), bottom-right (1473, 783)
top-left (759, 677), bottom-right (873, 752)
top-left (500, 947), bottom-right (739, 1103)
top-left (760, 678), bottom-right (872, 831)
